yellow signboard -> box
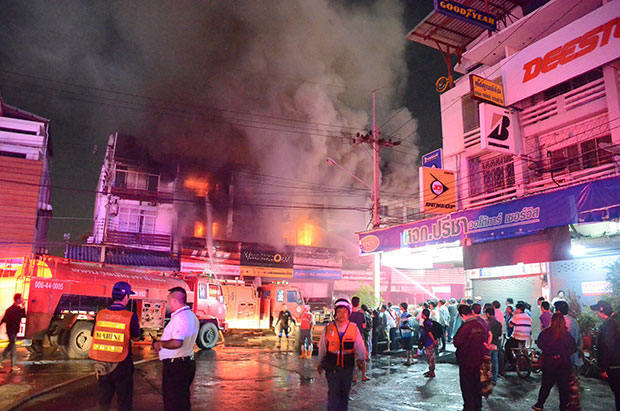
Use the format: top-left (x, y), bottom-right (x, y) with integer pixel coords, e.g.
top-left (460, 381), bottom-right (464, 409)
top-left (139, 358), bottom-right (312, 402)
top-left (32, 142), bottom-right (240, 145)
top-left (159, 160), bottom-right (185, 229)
top-left (240, 266), bottom-right (294, 278)
top-left (419, 167), bottom-right (456, 214)
top-left (470, 75), bottom-right (504, 107)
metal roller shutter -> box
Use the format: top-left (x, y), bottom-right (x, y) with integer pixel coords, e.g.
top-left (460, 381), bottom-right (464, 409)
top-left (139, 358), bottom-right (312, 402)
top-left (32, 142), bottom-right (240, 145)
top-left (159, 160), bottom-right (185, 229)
top-left (472, 274), bottom-right (543, 336)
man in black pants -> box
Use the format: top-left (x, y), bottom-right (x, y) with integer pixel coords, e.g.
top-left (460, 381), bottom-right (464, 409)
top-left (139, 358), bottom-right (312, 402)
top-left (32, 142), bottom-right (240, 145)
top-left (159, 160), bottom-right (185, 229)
top-left (454, 304), bottom-right (487, 411)
top-left (1, 293), bottom-right (26, 371)
top-left (89, 282), bottom-right (141, 411)
top-left (591, 300), bottom-right (620, 410)
top-left (153, 287), bottom-right (199, 411)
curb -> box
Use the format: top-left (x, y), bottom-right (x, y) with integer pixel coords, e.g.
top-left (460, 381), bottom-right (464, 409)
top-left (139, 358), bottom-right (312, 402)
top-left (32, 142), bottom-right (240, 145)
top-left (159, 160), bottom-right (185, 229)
top-left (4, 358), bottom-right (158, 411)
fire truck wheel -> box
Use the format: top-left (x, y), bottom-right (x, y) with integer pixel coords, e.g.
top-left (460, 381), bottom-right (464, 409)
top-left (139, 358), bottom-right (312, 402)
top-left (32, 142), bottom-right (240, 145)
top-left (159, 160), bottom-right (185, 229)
top-left (64, 321), bottom-right (94, 359)
top-left (197, 322), bottom-right (218, 350)
top-left (26, 337), bottom-right (58, 356)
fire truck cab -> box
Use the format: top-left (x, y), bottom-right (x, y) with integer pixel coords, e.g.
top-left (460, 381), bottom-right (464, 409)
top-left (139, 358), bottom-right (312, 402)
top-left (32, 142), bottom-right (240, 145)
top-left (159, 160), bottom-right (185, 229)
top-left (259, 281), bottom-right (305, 327)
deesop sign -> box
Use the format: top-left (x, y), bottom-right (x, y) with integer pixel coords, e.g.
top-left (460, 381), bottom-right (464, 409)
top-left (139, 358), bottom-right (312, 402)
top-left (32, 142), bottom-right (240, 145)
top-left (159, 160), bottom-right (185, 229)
top-left (502, 1), bottom-right (620, 106)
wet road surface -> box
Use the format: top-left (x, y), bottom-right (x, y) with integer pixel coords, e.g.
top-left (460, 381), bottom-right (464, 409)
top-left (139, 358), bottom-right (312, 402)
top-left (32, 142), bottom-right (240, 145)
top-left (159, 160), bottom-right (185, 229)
top-left (1, 334), bottom-right (616, 411)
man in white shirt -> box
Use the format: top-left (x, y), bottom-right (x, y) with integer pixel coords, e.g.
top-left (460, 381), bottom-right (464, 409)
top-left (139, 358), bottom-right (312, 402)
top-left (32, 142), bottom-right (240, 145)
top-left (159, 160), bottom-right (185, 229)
top-left (153, 287), bottom-right (199, 411)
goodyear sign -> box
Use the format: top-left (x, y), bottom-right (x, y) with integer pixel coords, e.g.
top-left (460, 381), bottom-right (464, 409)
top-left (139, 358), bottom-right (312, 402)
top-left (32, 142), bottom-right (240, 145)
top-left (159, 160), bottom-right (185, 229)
top-left (419, 167), bottom-right (456, 214)
top-left (434, 0), bottom-right (497, 31)
top-left (470, 75), bottom-right (504, 107)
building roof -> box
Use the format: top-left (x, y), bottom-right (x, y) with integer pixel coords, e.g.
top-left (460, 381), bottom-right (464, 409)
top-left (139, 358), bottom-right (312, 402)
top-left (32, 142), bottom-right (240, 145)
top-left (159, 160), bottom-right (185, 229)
top-left (407, 0), bottom-right (521, 57)
top-left (65, 245), bottom-right (180, 269)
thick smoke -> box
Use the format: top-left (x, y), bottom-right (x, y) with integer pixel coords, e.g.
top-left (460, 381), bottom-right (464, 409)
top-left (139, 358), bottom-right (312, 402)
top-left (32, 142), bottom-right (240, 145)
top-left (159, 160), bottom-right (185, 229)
top-left (0, 1), bottom-right (419, 254)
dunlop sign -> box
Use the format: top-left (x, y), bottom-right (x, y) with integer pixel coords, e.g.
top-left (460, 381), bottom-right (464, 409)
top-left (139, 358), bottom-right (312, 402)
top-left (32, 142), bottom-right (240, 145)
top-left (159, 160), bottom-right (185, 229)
top-left (419, 167), bottom-right (456, 215)
top-left (470, 75), bottom-right (504, 107)
top-left (434, 0), bottom-right (496, 31)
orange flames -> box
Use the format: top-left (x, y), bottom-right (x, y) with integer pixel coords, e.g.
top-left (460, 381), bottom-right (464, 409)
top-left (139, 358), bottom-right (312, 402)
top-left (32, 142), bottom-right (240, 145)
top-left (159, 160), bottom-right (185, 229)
top-left (185, 177), bottom-right (209, 194)
top-left (194, 221), bottom-right (219, 238)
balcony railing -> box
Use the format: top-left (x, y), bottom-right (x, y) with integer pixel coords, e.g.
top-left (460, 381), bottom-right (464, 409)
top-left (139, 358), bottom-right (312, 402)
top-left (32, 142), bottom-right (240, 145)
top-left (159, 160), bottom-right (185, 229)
top-left (521, 77), bottom-right (606, 128)
top-left (105, 230), bottom-right (172, 250)
top-left (109, 187), bottom-right (174, 203)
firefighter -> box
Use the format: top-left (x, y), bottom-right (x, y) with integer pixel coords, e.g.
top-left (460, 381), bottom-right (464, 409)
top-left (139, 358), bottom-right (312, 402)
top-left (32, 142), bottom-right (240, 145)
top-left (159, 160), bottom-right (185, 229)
top-left (317, 298), bottom-right (366, 411)
top-left (89, 281), bottom-right (140, 411)
top-left (299, 305), bottom-right (314, 359)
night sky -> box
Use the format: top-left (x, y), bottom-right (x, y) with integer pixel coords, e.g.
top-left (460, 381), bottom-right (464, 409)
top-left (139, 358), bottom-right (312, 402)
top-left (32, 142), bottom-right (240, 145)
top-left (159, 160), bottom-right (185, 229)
top-left (0, 1), bottom-right (447, 255)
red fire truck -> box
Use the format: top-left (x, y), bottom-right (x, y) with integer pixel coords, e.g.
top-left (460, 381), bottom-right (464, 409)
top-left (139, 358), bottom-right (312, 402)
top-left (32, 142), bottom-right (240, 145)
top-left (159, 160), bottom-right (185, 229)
top-left (0, 255), bottom-right (226, 358)
top-left (221, 280), bottom-right (305, 330)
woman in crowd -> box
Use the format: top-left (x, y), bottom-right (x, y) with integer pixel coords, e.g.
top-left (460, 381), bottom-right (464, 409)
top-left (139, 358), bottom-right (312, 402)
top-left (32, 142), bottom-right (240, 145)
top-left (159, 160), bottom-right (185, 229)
top-left (532, 312), bottom-right (577, 411)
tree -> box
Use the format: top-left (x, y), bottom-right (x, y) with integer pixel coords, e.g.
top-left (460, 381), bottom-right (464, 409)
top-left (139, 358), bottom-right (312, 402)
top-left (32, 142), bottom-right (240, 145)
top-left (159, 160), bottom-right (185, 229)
top-left (351, 282), bottom-right (383, 309)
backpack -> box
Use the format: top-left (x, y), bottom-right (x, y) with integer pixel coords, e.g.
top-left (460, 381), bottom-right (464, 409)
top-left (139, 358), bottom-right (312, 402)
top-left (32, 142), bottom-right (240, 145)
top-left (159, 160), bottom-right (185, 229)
top-left (430, 320), bottom-right (444, 340)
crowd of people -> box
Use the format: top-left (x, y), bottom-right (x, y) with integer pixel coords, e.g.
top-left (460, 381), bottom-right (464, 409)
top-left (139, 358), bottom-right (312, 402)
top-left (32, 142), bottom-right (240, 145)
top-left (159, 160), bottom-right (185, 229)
top-left (310, 292), bottom-right (620, 411)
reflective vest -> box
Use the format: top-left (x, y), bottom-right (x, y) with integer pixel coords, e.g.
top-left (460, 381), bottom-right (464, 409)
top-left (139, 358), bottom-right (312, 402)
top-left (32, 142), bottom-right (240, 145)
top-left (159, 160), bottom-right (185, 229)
top-left (88, 309), bottom-right (133, 363)
top-left (324, 322), bottom-right (358, 368)
top-left (300, 312), bottom-right (313, 330)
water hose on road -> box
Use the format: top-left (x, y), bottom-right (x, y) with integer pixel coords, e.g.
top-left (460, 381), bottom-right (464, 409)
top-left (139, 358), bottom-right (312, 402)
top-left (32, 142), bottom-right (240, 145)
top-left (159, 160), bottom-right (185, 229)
top-left (5, 358), bottom-right (159, 411)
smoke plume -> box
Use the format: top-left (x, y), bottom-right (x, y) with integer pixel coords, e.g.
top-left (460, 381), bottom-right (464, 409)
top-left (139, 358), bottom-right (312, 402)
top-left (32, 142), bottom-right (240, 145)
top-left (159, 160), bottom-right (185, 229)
top-left (0, 0), bottom-right (419, 254)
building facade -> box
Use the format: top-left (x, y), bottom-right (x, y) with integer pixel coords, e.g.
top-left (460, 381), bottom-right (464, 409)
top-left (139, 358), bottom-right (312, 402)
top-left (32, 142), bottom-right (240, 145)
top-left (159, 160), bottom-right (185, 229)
top-left (358, 0), bottom-right (620, 308)
top-left (0, 99), bottom-right (52, 258)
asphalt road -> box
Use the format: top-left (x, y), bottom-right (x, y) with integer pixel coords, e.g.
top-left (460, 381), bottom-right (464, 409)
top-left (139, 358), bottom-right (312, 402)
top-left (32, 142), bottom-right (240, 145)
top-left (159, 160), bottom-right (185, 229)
top-left (2, 334), bottom-right (615, 411)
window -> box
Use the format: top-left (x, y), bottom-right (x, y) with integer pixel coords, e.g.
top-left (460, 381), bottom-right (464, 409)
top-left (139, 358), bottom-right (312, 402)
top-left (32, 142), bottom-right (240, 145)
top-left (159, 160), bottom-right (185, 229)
top-left (469, 155), bottom-right (515, 197)
top-left (118, 208), bottom-right (157, 233)
top-left (543, 135), bottom-right (612, 175)
top-left (286, 291), bottom-right (298, 304)
top-left (208, 284), bottom-right (220, 298)
top-left (114, 169), bottom-right (159, 191)
top-left (199, 283), bottom-right (207, 299)
top-left (261, 290), bottom-right (271, 299)
top-left (462, 95), bottom-right (480, 133)
top-left (542, 69), bottom-right (603, 101)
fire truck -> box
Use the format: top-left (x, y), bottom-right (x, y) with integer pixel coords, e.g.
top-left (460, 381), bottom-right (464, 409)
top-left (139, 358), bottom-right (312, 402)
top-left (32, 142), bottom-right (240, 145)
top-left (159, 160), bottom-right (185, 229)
top-left (221, 280), bottom-right (305, 330)
top-left (0, 255), bottom-right (226, 358)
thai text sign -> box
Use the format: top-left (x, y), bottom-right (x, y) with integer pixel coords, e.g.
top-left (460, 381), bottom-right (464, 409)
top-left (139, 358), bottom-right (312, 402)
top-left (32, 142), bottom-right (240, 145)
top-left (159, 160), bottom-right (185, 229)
top-left (502, 2), bottom-right (620, 105)
top-left (434, 0), bottom-right (497, 31)
top-left (470, 75), bottom-right (504, 107)
top-left (419, 167), bottom-right (456, 214)
top-left (359, 175), bottom-right (620, 255)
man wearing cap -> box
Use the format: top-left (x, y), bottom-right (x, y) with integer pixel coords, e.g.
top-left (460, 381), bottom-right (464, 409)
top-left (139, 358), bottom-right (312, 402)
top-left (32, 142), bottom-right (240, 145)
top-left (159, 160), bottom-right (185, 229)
top-left (591, 300), bottom-right (620, 410)
top-left (153, 286), bottom-right (199, 411)
top-left (89, 281), bottom-right (141, 411)
top-left (317, 298), bottom-right (366, 411)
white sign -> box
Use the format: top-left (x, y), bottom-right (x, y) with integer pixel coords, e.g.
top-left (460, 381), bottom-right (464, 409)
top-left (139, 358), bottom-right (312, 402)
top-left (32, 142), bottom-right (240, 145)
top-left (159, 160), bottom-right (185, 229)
top-left (432, 285), bottom-right (451, 294)
top-left (181, 260), bottom-right (240, 277)
top-left (581, 280), bottom-right (611, 296)
top-left (479, 103), bottom-right (518, 154)
top-left (502, 1), bottom-right (620, 106)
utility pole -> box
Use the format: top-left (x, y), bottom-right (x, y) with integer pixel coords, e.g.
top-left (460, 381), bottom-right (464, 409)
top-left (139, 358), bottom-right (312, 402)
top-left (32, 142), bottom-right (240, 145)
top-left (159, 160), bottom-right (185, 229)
top-left (353, 91), bottom-right (401, 304)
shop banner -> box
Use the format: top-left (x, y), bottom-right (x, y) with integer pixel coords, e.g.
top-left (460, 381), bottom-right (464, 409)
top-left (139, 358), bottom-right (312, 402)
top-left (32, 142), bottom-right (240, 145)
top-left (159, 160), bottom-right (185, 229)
top-left (359, 174), bottom-right (620, 255)
top-left (240, 266), bottom-right (293, 278)
top-left (240, 244), bottom-right (294, 268)
top-left (293, 246), bottom-right (343, 268)
top-left (502, 1), bottom-right (620, 105)
top-left (293, 268), bottom-right (342, 280)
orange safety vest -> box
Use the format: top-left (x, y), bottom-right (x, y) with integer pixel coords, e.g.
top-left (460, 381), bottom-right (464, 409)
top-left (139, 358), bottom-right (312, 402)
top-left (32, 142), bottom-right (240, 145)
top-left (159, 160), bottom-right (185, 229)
top-left (325, 322), bottom-right (358, 368)
top-left (88, 309), bottom-right (133, 363)
top-left (300, 312), bottom-right (313, 330)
